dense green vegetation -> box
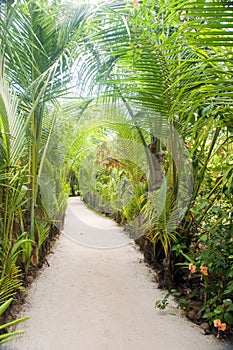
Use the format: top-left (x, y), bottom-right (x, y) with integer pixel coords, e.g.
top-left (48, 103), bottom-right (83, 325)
top-left (0, 0), bottom-right (232, 341)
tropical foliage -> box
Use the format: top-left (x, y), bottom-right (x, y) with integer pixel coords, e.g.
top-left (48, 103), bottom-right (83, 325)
top-left (0, 298), bottom-right (28, 345)
top-left (0, 0), bottom-right (232, 340)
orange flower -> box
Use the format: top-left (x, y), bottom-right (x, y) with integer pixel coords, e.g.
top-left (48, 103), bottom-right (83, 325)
top-left (219, 323), bottom-right (226, 331)
top-left (214, 319), bottom-right (222, 328)
top-left (189, 263), bottom-right (197, 273)
top-left (200, 265), bottom-right (208, 276)
top-left (214, 319), bottom-right (227, 332)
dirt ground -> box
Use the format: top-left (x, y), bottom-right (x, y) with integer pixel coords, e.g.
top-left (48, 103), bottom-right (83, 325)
top-left (3, 198), bottom-right (228, 350)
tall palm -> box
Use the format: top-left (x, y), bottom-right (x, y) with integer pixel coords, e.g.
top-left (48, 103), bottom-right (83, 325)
top-left (0, 0), bottom-right (93, 242)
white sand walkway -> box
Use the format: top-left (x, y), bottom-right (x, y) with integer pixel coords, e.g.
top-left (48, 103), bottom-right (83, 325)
top-left (3, 197), bottom-right (228, 350)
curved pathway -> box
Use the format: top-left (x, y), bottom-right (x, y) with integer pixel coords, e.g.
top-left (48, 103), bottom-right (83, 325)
top-left (4, 198), bottom-right (226, 350)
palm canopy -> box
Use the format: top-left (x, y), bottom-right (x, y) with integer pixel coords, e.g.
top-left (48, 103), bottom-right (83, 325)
top-left (79, 0), bottom-right (233, 129)
top-left (0, 0), bottom-right (93, 104)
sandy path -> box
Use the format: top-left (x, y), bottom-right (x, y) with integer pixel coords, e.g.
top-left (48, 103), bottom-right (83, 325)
top-left (3, 198), bottom-right (227, 350)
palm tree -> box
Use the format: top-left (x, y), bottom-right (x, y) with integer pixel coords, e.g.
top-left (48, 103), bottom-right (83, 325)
top-left (0, 0), bottom-right (93, 244)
